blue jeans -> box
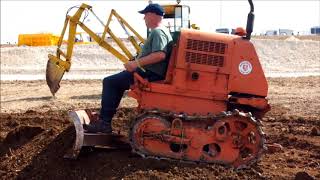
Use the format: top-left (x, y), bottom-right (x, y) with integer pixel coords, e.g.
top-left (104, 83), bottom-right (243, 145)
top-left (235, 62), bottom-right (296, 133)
top-left (100, 69), bottom-right (164, 123)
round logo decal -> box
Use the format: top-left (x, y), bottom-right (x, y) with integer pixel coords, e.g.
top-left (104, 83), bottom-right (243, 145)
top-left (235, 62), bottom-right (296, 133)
top-left (239, 61), bottom-right (252, 75)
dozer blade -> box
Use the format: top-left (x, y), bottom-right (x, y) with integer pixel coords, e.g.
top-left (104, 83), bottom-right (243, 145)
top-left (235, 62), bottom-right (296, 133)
top-left (46, 54), bottom-right (67, 96)
top-left (64, 109), bottom-right (130, 159)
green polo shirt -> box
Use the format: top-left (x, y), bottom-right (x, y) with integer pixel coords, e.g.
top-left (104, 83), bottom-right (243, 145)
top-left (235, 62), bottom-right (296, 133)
top-left (138, 26), bottom-right (173, 77)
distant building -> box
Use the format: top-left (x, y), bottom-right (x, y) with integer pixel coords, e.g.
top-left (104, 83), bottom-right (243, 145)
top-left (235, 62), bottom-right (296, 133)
top-left (264, 29), bottom-right (294, 36)
top-left (311, 26), bottom-right (320, 34)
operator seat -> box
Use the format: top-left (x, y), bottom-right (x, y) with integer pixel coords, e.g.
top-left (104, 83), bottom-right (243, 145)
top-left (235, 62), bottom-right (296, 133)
top-left (162, 42), bottom-right (177, 83)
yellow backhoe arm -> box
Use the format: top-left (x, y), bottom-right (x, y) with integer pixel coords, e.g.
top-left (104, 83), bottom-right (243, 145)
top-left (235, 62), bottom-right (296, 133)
top-left (46, 3), bottom-right (145, 95)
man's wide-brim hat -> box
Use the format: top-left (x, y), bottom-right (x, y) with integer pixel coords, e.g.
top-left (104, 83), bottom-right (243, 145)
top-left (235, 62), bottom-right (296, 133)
top-left (138, 3), bottom-right (164, 16)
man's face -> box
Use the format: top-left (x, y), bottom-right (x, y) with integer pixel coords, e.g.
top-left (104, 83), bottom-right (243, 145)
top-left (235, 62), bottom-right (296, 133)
top-left (143, 12), bottom-right (154, 28)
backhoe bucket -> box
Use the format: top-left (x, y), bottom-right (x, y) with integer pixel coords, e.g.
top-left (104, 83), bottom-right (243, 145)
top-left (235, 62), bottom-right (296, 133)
top-left (46, 54), bottom-right (67, 96)
top-left (64, 110), bottom-right (129, 159)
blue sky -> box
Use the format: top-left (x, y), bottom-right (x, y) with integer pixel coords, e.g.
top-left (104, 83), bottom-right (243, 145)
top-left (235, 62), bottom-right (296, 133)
top-left (1, 0), bottom-right (319, 44)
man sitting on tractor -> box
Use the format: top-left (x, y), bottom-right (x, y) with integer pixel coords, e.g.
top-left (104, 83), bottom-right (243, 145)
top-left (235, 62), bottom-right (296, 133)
top-left (84, 3), bottom-right (173, 133)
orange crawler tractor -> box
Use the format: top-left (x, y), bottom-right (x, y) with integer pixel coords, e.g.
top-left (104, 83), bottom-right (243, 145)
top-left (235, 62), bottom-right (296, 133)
top-left (46, 0), bottom-right (270, 168)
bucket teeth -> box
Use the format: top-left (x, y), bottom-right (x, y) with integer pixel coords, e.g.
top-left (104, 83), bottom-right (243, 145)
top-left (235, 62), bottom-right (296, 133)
top-left (46, 55), bottom-right (66, 96)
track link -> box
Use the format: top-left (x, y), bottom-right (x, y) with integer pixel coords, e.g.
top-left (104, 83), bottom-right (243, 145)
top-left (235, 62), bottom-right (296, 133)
top-left (129, 109), bottom-right (266, 169)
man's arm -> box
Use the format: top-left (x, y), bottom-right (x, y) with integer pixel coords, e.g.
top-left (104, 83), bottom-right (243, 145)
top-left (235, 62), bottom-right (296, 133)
top-left (124, 28), bottom-right (170, 72)
top-left (124, 51), bottom-right (165, 72)
top-left (139, 51), bottom-right (166, 66)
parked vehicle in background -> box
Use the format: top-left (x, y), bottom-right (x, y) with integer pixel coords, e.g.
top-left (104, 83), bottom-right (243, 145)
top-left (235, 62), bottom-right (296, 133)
top-left (279, 29), bottom-right (293, 35)
top-left (265, 30), bottom-right (278, 36)
top-left (215, 28), bottom-right (230, 34)
top-left (18, 33), bottom-right (60, 46)
top-left (74, 32), bottom-right (96, 44)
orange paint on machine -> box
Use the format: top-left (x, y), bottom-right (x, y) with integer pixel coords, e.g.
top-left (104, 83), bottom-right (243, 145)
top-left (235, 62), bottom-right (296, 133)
top-left (127, 28), bottom-right (269, 167)
top-left (47, 0), bottom-right (270, 168)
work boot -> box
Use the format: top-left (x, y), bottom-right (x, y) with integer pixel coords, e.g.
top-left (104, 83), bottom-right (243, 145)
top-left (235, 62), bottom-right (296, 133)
top-left (83, 120), bottom-right (112, 134)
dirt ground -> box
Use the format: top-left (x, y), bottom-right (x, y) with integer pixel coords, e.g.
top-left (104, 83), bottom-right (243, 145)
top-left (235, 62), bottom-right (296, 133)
top-left (0, 76), bottom-right (319, 179)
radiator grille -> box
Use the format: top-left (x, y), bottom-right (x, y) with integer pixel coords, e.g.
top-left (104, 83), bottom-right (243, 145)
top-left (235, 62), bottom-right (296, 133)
top-left (185, 52), bottom-right (224, 67)
top-left (186, 39), bottom-right (227, 54)
top-left (185, 39), bottom-right (227, 67)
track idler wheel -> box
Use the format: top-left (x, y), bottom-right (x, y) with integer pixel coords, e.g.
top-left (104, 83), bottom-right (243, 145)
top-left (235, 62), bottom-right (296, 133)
top-left (130, 114), bottom-right (170, 157)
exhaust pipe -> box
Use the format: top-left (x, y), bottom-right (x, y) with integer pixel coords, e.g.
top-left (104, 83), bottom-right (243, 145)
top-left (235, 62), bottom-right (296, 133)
top-left (244, 0), bottom-right (255, 40)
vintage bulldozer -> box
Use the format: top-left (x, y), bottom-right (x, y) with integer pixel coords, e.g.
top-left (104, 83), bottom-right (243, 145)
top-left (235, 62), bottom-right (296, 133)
top-left (46, 0), bottom-right (270, 168)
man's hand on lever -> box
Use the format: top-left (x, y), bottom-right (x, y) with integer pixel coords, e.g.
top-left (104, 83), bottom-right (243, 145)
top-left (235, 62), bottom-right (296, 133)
top-left (124, 61), bottom-right (138, 72)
